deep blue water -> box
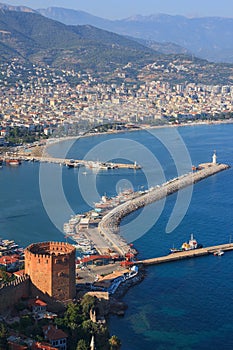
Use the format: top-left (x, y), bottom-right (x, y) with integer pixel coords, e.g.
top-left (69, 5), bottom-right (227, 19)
top-left (1, 124), bottom-right (233, 349)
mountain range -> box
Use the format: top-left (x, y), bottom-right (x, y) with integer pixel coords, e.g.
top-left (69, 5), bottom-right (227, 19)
top-left (0, 5), bottom-right (158, 73)
top-left (0, 3), bottom-right (233, 85)
top-left (37, 7), bottom-right (233, 64)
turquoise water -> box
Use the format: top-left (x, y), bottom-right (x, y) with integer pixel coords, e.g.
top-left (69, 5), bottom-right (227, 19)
top-left (1, 124), bottom-right (233, 349)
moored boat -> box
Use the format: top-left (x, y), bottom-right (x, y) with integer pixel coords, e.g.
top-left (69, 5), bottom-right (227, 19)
top-left (213, 249), bottom-right (224, 256)
top-left (6, 159), bottom-right (21, 166)
top-left (170, 234), bottom-right (203, 253)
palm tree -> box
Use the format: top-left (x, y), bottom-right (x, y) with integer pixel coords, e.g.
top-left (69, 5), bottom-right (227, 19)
top-left (109, 335), bottom-right (121, 350)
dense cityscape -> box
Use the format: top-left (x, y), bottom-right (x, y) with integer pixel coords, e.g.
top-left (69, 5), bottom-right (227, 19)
top-left (0, 61), bottom-right (233, 145)
top-left (1, 2), bottom-right (233, 350)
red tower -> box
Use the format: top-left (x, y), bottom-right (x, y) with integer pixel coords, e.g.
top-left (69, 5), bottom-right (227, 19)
top-left (25, 242), bottom-right (76, 301)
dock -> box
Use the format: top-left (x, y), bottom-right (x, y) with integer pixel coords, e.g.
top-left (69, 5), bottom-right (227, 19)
top-left (137, 243), bottom-right (233, 266)
top-left (63, 159), bottom-right (230, 259)
top-left (98, 163), bottom-right (230, 249)
top-left (3, 154), bottom-right (141, 170)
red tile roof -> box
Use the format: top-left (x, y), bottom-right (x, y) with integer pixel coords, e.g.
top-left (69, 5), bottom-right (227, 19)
top-left (13, 270), bottom-right (25, 277)
top-left (77, 254), bottom-right (112, 263)
top-left (8, 342), bottom-right (28, 350)
top-left (43, 325), bottom-right (68, 341)
top-left (29, 298), bottom-right (47, 307)
top-left (32, 342), bottom-right (58, 350)
top-left (0, 255), bottom-right (19, 265)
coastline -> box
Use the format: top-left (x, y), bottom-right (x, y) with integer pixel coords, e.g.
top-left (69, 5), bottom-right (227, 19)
top-left (44, 118), bottom-right (233, 152)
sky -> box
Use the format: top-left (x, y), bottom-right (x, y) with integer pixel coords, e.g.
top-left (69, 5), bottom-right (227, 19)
top-left (2, 0), bottom-right (233, 19)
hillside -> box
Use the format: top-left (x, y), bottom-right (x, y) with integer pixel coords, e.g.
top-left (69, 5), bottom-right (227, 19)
top-left (0, 9), bottom-right (158, 72)
top-left (38, 7), bottom-right (233, 63)
top-left (0, 6), bottom-right (233, 85)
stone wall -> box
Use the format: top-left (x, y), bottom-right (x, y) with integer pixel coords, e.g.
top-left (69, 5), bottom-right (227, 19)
top-left (0, 275), bottom-right (30, 313)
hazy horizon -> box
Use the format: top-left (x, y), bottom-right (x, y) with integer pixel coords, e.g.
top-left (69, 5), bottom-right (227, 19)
top-left (1, 0), bottom-right (233, 20)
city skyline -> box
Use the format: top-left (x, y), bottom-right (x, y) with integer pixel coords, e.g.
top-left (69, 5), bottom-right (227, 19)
top-left (1, 0), bottom-right (233, 19)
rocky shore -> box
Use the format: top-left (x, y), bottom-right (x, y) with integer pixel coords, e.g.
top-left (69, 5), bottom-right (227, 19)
top-left (112, 266), bottom-right (145, 300)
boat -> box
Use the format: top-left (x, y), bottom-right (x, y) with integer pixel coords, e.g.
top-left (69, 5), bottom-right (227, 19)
top-left (6, 159), bottom-right (21, 166)
top-left (89, 161), bottom-right (101, 170)
top-left (169, 247), bottom-right (183, 253)
top-left (170, 234), bottom-right (203, 253)
top-left (213, 249), bottom-right (224, 256)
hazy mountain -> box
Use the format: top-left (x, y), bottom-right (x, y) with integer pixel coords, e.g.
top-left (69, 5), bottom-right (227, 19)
top-left (37, 7), bottom-right (189, 56)
top-left (0, 5), bottom-right (233, 85)
top-left (127, 37), bottom-right (190, 55)
top-left (0, 2), bottom-right (36, 13)
top-left (0, 8), bottom-right (158, 72)
top-left (37, 7), bottom-right (233, 63)
top-left (38, 6), bottom-right (110, 28)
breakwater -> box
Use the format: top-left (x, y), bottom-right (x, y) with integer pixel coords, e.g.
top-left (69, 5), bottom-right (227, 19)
top-left (98, 163), bottom-right (230, 255)
top-left (137, 243), bottom-right (233, 266)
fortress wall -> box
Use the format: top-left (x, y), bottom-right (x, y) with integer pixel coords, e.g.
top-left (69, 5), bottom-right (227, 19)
top-left (0, 275), bottom-right (30, 313)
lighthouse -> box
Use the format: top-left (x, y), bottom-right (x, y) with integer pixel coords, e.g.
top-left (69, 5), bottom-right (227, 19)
top-left (212, 151), bottom-right (217, 164)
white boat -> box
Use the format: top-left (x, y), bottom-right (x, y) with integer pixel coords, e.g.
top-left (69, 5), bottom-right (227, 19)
top-left (213, 250), bottom-right (224, 256)
top-left (170, 234), bottom-right (203, 253)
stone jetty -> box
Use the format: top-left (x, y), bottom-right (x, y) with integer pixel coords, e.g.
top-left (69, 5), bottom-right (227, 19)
top-left (98, 163), bottom-right (230, 255)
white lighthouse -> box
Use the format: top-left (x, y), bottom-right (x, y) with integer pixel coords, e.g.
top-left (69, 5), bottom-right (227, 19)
top-left (212, 151), bottom-right (217, 164)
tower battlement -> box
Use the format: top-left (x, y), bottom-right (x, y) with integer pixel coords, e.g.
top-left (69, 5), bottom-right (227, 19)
top-left (25, 241), bottom-right (76, 301)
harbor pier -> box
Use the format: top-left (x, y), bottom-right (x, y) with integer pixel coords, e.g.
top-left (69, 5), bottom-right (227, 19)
top-left (137, 243), bottom-right (233, 266)
top-left (3, 154), bottom-right (141, 170)
top-left (63, 158), bottom-right (230, 260)
top-left (98, 163), bottom-right (230, 253)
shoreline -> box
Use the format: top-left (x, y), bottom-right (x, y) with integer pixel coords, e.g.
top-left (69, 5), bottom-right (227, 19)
top-left (45, 118), bottom-right (233, 151)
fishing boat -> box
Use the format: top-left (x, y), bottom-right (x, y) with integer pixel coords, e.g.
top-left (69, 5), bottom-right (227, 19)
top-left (170, 234), bottom-right (203, 253)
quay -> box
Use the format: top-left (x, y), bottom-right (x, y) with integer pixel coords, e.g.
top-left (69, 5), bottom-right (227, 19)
top-left (137, 243), bottom-right (233, 266)
top-left (63, 153), bottom-right (230, 260)
top-left (98, 162), bottom-right (230, 253)
top-left (2, 154), bottom-right (141, 170)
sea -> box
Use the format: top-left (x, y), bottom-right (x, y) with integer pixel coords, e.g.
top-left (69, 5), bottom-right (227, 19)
top-left (1, 123), bottom-right (233, 349)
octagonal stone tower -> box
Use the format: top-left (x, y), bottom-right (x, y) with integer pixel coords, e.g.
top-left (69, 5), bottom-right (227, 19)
top-left (25, 242), bottom-right (76, 301)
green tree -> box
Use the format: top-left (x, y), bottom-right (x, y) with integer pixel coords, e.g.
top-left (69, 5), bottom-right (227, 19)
top-left (0, 322), bottom-right (8, 350)
top-left (81, 295), bottom-right (96, 318)
top-left (76, 339), bottom-right (88, 350)
top-left (82, 319), bottom-right (98, 335)
top-left (0, 270), bottom-right (12, 283)
top-left (109, 335), bottom-right (121, 350)
top-left (19, 315), bottom-right (34, 334)
top-left (64, 302), bottom-right (83, 331)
